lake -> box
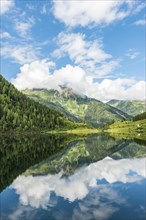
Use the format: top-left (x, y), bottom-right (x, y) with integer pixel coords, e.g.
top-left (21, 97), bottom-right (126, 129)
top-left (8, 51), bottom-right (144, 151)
top-left (0, 134), bottom-right (146, 220)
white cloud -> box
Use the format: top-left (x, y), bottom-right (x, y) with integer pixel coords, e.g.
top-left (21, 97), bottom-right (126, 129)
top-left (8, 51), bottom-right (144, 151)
top-left (72, 187), bottom-right (121, 220)
top-left (53, 65), bottom-right (86, 91)
top-left (92, 79), bottom-right (146, 101)
top-left (134, 19), bottom-right (146, 26)
top-left (1, 43), bottom-right (40, 65)
top-left (0, 31), bottom-right (12, 39)
top-left (52, 1), bottom-right (144, 27)
top-left (95, 60), bottom-right (120, 76)
top-left (11, 62), bottom-right (86, 92)
top-left (52, 32), bottom-right (119, 76)
top-left (1, 12), bottom-right (38, 63)
top-left (12, 60), bottom-right (146, 101)
top-left (126, 49), bottom-right (139, 60)
top-left (15, 17), bottom-right (35, 38)
top-left (11, 157), bottom-right (146, 209)
top-left (0, 0), bottom-right (14, 15)
top-left (11, 60), bottom-right (55, 89)
top-left (7, 206), bottom-right (35, 220)
top-left (132, 2), bottom-right (146, 14)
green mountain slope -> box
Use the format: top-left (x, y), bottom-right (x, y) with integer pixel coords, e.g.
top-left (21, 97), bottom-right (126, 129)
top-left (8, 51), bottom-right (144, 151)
top-left (103, 116), bottom-right (146, 141)
top-left (107, 99), bottom-right (145, 116)
top-left (0, 75), bottom-right (81, 131)
top-left (23, 87), bottom-right (131, 127)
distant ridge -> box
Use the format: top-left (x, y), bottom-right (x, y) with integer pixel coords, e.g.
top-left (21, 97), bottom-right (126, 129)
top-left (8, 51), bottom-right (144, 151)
top-left (108, 99), bottom-right (146, 116)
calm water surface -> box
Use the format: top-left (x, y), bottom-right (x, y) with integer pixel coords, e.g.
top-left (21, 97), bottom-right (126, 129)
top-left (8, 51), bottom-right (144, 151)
top-left (0, 134), bottom-right (146, 220)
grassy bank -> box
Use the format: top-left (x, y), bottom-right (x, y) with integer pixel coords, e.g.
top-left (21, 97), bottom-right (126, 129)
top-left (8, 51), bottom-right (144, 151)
top-left (45, 128), bottom-right (99, 135)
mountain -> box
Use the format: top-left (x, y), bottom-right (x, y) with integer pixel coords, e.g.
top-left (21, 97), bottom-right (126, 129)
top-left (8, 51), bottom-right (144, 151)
top-left (107, 99), bottom-right (145, 116)
top-left (23, 86), bottom-right (131, 127)
top-left (0, 75), bottom-right (82, 131)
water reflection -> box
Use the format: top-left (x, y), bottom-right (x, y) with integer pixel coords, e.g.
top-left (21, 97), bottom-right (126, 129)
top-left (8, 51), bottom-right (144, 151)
top-left (1, 157), bottom-right (146, 220)
top-left (11, 157), bottom-right (146, 206)
top-left (0, 134), bottom-right (146, 220)
top-left (0, 134), bottom-right (83, 192)
top-left (0, 134), bottom-right (146, 191)
top-left (25, 135), bottom-right (146, 177)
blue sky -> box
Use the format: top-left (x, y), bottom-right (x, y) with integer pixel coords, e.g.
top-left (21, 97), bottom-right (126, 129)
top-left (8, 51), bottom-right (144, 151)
top-left (0, 0), bottom-right (145, 100)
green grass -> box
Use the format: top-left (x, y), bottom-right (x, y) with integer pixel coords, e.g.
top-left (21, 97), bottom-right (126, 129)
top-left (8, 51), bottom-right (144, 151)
top-left (105, 119), bottom-right (146, 131)
top-left (103, 119), bottom-right (146, 140)
top-left (45, 128), bottom-right (99, 135)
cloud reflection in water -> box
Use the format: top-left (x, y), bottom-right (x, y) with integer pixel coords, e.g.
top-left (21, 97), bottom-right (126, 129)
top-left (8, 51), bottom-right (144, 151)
top-left (11, 157), bottom-right (146, 210)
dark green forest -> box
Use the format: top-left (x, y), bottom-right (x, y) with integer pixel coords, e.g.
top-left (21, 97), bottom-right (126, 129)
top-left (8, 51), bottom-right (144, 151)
top-left (133, 111), bottom-right (146, 121)
top-left (0, 75), bottom-right (77, 131)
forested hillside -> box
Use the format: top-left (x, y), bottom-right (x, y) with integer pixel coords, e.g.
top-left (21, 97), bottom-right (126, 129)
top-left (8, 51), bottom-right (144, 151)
top-left (133, 112), bottom-right (146, 121)
top-left (0, 75), bottom-right (78, 131)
